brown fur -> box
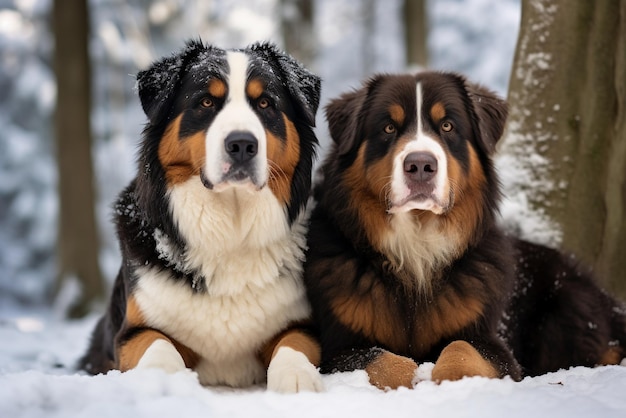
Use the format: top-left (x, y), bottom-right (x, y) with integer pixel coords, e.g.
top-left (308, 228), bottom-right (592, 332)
top-left (431, 340), bottom-right (499, 382)
top-left (259, 327), bottom-right (321, 369)
top-left (267, 115), bottom-right (300, 205)
top-left (246, 79), bottom-right (264, 99)
top-left (365, 351), bottom-right (418, 390)
top-left (115, 297), bottom-right (200, 370)
top-left (430, 102), bottom-right (446, 124)
top-left (158, 115), bottom-right (206, 185)
top-left (208, 79), bottom-right (227, 99)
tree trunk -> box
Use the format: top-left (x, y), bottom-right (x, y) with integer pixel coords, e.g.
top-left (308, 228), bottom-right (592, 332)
top-left (281, 0), bottom-right (315, 67)
top-left (53, 0), bottom-right (105, 317)
top-left (404, 0), bottom-right (428, 68)
top-left (502, 0), bottom-right (626, 298)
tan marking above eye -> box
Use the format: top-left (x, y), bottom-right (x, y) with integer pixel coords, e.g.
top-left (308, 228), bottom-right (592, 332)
top-left (247, 79), bottom-right (264, 99)
top-left (384, 123), bottom-right (396, 134)
top-left (430, 102), bottom-right (446, 123)
top-left (441, 121), bottom-right (453, 132)
top-left (207, 79), bottom-right (226, 98)
top-left (389, 104), bottom-right (405, 126)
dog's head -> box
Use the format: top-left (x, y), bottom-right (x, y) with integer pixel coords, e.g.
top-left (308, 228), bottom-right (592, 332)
top-left (321, 72), bottom-right (507, 265)
top-left (135, 40), bottom-right (321, 224)
top-left (326, 71), bottom-right (506, 216)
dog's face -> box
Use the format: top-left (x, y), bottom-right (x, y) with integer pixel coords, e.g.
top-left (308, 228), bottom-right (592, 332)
top-left (135, 41), bottom-right (321, 223)
top-left (326, 72), bottom-right (507, 218)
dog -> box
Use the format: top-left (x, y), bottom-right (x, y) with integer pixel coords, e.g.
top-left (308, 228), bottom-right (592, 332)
top-left (78, 40), bottom-right (324, 393)
top-left (303, 71), bottom-right (626, 390)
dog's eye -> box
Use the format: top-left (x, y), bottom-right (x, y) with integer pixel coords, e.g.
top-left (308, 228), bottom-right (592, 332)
top-left (441, 121), bottom-right (453, 132)
top-left (200, 97), bottom-right (214, 108)
top-left (258, 98), bottom-right (271, 109)
top-left (384, 123), bottom-right (396, 134)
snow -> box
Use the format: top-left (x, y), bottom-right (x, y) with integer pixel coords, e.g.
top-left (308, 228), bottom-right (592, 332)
top-left (1, 313), bottom-right (625, 417)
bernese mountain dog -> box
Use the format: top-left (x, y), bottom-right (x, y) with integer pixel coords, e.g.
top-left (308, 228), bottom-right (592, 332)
top-left (79, 40), bottom-right (323, 393)
top-left (304, 71), bottom-right (626, 390)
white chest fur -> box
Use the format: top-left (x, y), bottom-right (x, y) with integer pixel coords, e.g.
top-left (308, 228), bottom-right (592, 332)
top-left (133, 178), bottom-right (311, 387)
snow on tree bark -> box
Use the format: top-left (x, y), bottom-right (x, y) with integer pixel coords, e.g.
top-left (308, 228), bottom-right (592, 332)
top-left (500, 0), bottom-right (626, 298)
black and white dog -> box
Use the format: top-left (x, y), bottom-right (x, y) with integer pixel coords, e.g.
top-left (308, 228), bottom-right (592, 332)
top-left (79, 40), bottom-right (323, 392)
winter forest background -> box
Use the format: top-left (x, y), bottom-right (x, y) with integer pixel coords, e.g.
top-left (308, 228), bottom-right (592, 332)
top-left (1, 0), bottom-right (527, 312)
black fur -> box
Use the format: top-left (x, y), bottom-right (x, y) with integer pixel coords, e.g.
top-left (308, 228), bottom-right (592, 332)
top-left (504, 238), bottom-right (626, 376)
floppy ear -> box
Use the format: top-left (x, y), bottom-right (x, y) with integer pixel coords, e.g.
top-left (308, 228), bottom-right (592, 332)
top-left (324, 88), bottom-right (368, 156)
top-left (248, 42), bottom-right (321, 126)
top-left (465, 82), bottom-right (508, 155)
top-left (136, 39), bottom-right (207, 123)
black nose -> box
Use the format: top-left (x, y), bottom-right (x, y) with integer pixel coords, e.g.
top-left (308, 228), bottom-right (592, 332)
top-left (225, 131), bottom-right (258, 163)
top-left (403, 152), bottom-right (438, 182)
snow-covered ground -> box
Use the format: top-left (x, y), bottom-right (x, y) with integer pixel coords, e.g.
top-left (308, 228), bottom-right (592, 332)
top-left (1, 312), bottom-right (625, 418)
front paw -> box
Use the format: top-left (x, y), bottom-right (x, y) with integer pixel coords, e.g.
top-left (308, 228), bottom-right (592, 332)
top-left (365, 350), bottom-right (418, 390)
top-left (431, 340), bottom-right (498, 382)
top-left (267, 347), bottom-right (324, 393)
top-left (135, 339), bottom-right (187, 373)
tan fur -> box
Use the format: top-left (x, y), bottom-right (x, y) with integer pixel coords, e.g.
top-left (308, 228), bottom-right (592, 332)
top-left (430, 102), bottom-right (446, 124)
top-left (158, 115), bottom-right (206, 185)
top-left (431, 340), bottom-right (499, 382)
top-left (117, 329), bottom-right (172, 371)
top-left (598, 347), bottom-right (623, 366)
top-left (389, 104), bottom-right (406, 126)
top-left (125, 296), bottom-right (145, 327)
top-left (208, 79), bottom-right (227, 98)
top-left (260, 328), bottom-right (320, 368)
top-left (117, 297), bottom-right (200, 371)
top-left (246, 79), bottom-right (264, 99)
top-left (365, 351), bottom-right (418, 390)
top-left (418, 287), bottom-right (485, 352)
top-left (440, 145), bottom-right (487, 246)
top-left (344, 145), bottom-right (391, 247)
top-left (266, 115), bottom-right (300, 205)
top-left (330, 272), bottom-right (407, 352)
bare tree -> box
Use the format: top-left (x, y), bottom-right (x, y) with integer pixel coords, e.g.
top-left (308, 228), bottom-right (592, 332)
top-left (404, 0), bottom-right (428, 68)
top-left (53, 0), bottom-right (105, 317)
top-left (281, 0), bottom-right (315, 67)
top-left (501, 0), bottom-right (626, 297)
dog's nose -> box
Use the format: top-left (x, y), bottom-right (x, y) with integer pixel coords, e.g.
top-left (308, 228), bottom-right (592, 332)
top-left (403, 152), bottom-right (438, 182)
top-left (225, 132), bottom-right (258, 163)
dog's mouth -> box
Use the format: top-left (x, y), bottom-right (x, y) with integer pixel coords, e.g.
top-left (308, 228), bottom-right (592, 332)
top-left (387, 183), bottom-right (451, 215)
top-left (200, 168), bottom-right (264, 193)
top-left (388, 195), bottom-right (447, 215)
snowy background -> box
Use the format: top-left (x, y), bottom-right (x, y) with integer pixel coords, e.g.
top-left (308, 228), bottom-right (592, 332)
top-left (1, 0), bottom-right (625, 416)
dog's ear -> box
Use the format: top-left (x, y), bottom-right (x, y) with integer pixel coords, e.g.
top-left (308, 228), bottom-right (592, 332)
top-left (136, 39), bottom-right (208, 123)
top-left (325, 86), bottom-right (369, 156)
top-left (465, 81), bottom-right (508, 155)
top-left (248, 42), bottom-right (321, 127)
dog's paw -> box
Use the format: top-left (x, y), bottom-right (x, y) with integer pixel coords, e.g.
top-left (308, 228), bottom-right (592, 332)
top-left (431, 340), bottom-right (499, 382)
top-left (365, 350), bottom-right (418, 390)
top-left (267, 347), bottom-right (324, 393)
top-left (135, 339), bottom-right (187, 373)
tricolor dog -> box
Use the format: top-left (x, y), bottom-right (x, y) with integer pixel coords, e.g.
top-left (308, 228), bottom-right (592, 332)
top-left (304, 71), bottom-right (626, 389)
top-left (79, 40), bottom-right (323, 393)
